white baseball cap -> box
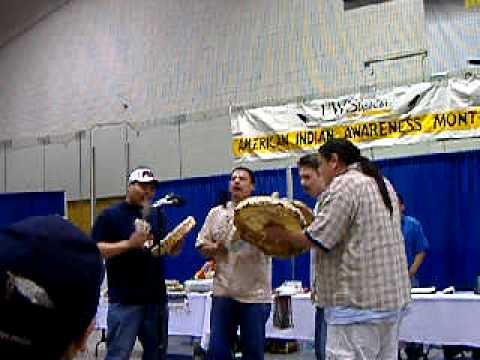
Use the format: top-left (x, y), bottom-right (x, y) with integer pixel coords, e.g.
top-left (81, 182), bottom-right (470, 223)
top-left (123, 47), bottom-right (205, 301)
top-left (128, 167), bottom-right (159, 186)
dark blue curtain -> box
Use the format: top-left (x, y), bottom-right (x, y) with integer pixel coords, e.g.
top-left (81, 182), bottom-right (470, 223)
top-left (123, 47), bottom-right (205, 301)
top-left (156, 169), bottom-right (289, 286)
top-left (379, 150), bottom-right (480, 290)
top-left (291, 150), bottom-right (480, 290)
top-left (156, 174), bottom-right (228, 283)
top-left (0, 192), bottom-right (65, 230)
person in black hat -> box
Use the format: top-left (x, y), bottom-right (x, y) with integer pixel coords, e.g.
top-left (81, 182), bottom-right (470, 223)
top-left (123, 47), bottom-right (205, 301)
top-left (93, 167), bottom-right (182, 360)
top-left (0, 215), bottom-right (104, 360)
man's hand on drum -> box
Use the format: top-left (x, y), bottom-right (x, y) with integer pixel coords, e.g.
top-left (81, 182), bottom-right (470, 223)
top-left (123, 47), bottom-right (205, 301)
top-left (238, 226), bottom-right (258, 245)
top-left (263, 222), bottom-right (289, 246)
top-left (264, 223), bottom-right (312, 251)
top-left (199, 240), bottom-right (228, 258)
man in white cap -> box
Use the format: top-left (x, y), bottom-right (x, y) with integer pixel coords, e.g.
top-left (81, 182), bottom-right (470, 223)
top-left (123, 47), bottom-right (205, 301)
top-left (93, 167), bottom-right (180, 360)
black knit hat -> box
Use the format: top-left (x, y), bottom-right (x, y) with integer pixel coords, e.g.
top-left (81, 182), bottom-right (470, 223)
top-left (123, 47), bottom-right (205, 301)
top-left (0, 215), bottom-right (104, 359)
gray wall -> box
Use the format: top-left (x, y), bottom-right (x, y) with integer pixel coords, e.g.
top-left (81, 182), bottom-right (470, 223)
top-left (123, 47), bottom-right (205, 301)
top-left (0, 0), bottom-right (427, 143)
top-left (0, 0), bottom-right (478, 199)
top-left (5, 141), bottom-right (44, 193)
top-left (0, 143), bottom-right (6, 193)
top-left (425, 0), bottom-right (480, 73)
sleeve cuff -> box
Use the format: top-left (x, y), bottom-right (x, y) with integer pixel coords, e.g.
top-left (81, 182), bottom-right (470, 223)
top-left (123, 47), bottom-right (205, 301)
top-left (304, 230), bottom-right (330, 252)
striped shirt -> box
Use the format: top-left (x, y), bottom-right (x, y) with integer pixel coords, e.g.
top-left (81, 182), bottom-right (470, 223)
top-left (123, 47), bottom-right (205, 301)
top-left (306, 163), bottom-right (410, 311)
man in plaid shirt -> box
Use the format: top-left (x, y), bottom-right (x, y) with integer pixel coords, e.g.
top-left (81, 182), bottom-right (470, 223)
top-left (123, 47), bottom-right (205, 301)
top-left (265, 139), bottom-right (410, 360)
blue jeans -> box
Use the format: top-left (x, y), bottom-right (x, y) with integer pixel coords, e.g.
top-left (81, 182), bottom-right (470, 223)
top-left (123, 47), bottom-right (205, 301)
top-left (106, 302), bottom-right (168, 360)
top-left (315, 306), bottom-right (327, 360)
top-left (207, 296), bottom-right (271, 360)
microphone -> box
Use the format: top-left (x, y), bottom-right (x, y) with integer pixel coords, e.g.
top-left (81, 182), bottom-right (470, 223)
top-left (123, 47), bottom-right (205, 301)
top-left (168, 193), bottom-right (185, 207)
top-left (152, 193), bottom-right (185, 208)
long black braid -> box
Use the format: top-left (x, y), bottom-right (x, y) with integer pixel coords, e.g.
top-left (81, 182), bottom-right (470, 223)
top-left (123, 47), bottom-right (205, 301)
top-left (318, 139), bottom-right (393, 216)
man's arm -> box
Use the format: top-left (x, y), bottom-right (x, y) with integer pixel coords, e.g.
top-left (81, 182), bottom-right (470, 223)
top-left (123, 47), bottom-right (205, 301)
top-left (262, 224), bottom-right (313, 250)
top-left (97, 230), bottom-right (148, 259)
top-left (196, 208), bottom-right (228, 258)
top-left (409, 219), bottom-right (429, 279)
top-left (263, 185), bottom-right (351, 252)
top-left (198, 239), bottom-right (228, 258)
top-left (409, 251), bottom-right (426, 279)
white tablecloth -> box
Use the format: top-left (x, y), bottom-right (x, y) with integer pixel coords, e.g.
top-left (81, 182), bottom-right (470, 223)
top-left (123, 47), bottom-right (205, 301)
top-left (194, 292), bottom-right (480, 349)
top-left (96, 292), bottom-right (480, 348)
top-left (168, 293), bottom-right (209, 337)
top-left (96, 293), bottom-right (209, 337)
top-left (399, 293), bottom-right (480, 347)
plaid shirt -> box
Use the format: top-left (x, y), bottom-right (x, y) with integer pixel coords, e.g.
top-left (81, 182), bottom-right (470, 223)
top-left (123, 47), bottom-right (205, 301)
top-left (307, 164), bottom-right (410, 311)
top-left (196, 201), bottom-right (272, 303)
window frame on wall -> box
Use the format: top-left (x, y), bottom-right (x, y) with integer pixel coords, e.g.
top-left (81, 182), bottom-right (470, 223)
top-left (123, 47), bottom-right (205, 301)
top-left (344, 0), bottom-right (391, 10)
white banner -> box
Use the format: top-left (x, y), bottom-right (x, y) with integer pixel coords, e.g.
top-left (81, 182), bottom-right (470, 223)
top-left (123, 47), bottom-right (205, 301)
top-left (231, 77), bottom-right (480, 162)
